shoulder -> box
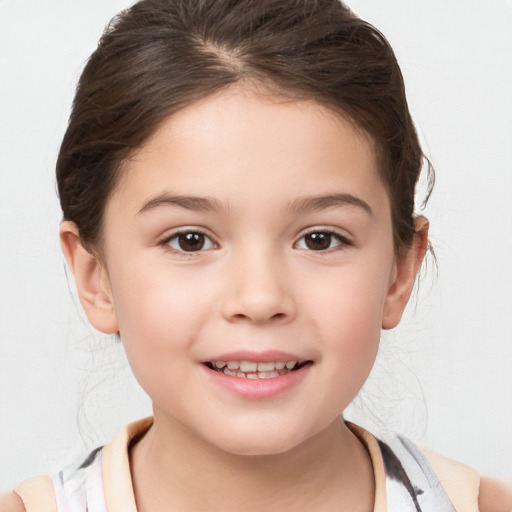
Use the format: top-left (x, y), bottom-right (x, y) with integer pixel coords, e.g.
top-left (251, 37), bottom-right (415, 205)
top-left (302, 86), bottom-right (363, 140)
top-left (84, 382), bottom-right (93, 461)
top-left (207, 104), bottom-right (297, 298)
top-left (3, 449), bottom-right (105, 512)
top-left (478, 476), bottom-right (512, 512)
top-left (349, 424), bottom-right (457, 510)
top-left (0, 491), bottom-right (26, 512)
top-left (421, 446), bottom-right (512, 512)
top-left (421, 445), bottom-right (480, 507)
top-left (7, 475), bottom-right (56, 512)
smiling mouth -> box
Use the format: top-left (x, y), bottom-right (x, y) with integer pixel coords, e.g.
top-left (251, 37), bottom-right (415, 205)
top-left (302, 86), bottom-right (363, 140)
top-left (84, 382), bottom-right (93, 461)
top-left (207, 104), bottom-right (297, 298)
top-left (204, 360), bottom-right (310, 379)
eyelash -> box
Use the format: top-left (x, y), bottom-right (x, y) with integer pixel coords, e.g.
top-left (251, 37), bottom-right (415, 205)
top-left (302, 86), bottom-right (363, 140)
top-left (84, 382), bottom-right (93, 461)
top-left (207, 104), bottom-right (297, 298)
top-left (294, 229), bottom-right (354, 252)
top-left (159, 229), bottom-right (217, 255)
top-left (158, 228), bottom-right (353, 255)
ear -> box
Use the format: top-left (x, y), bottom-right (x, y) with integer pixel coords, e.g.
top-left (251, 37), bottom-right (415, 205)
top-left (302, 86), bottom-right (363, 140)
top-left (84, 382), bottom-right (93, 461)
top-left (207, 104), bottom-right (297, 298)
top-left (382, 216), bottom-right (429, 330)
top-left (60, 221), bottom-right (119, 334)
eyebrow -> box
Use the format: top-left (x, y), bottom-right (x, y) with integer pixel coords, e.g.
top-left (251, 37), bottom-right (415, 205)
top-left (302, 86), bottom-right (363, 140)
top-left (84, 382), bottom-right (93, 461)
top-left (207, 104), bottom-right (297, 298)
top-left (138, 193), bottom-right (226, 215)
top-left (289, 193), bottom-right (373, 216)
top-left (137, 192), bottom-right (372, 217)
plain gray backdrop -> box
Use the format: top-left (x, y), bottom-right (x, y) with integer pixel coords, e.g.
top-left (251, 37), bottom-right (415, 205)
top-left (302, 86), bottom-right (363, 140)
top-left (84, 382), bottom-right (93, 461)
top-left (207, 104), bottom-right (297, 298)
top-left (0, 0), bottom-right (511, 488)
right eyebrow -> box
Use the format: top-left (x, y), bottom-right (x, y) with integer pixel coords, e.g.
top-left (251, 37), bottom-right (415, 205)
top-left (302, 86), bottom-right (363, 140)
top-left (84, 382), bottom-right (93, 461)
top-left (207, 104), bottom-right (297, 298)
top-left (137, 193), bottom-right (226, 215)
top-left (288, 193), bottom-right (373, 217)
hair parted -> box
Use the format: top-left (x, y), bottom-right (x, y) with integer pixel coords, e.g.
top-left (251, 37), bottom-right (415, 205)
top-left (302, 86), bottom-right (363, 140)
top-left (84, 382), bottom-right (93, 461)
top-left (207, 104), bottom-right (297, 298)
top-left (57, 0), bottom-right (433, 254)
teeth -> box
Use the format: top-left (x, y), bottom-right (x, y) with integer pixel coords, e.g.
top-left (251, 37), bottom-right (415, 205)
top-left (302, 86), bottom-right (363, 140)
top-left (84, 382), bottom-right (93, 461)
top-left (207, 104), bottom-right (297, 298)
top-left (239, 360), bottom-right (258, 372)
top-left (212, 359), bottom-right (306, 378)
top-left (257, 370), bottom-right (281, 379)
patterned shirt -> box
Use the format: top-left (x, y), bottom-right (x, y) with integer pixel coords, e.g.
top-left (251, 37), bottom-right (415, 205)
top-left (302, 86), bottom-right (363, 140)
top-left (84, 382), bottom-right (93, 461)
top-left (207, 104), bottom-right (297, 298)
top-left (15, 417), bottom-right (479, 511)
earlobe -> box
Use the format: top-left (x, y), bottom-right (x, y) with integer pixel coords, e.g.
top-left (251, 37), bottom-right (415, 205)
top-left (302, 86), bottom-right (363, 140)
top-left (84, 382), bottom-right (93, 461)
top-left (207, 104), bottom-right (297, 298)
top-left (59, 221), bottom-right (119, 334)
top-left (382, 217), bottom-right (429, 330)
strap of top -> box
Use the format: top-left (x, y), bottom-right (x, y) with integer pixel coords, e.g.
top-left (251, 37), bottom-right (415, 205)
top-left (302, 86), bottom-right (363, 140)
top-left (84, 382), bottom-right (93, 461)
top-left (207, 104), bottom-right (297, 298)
top-left (421, 447), bottom-right (480, 512)
top-left (14, 475), bottom-right (57, 512)
top-left (101, 417), bottom-right (153, 512)
top-left (11, 419), bottom-right (481, 512)
top-left (346, 422), bottom-right (388, 511)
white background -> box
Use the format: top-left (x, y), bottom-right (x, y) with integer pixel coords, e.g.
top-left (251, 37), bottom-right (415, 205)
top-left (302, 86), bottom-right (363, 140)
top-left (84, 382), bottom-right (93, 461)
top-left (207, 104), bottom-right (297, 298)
top-left (0, 0), bottom-right (511, 489)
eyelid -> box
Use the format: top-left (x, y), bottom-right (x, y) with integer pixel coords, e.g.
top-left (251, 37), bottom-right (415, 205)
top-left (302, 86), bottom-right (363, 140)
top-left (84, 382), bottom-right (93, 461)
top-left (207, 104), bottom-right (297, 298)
top-left (158, 227), bottom-right (218, 254)
top-left (294, 226), bottom-right (354, 250)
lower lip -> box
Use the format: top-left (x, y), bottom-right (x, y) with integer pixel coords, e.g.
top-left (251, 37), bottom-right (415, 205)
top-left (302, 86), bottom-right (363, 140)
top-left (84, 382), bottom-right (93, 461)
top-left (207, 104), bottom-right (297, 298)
top-left (201, 364), bottom-right (311, 400)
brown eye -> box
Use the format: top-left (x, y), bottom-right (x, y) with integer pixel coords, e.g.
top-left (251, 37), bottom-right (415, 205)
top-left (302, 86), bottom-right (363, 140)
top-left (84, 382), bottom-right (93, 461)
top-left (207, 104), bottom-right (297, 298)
top-left (178, 233), bottom-right (204, 251)
top-left (168, 231), bottom-right (216, 252)
top-left (295, 231), bottom-right (350, 251)
top-left (304, 232), bottom-right (332, 250)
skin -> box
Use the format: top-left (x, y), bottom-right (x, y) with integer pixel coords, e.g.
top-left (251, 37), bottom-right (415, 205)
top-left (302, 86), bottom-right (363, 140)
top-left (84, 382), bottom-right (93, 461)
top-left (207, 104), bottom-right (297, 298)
top-left (3, 480), bottom-right (511, 511)
top-left (58, 86), bottom-right (428, 511)
top-left (478, 477), bottom-right (512, 512)
top-left (0, 89), bottom-right (509, 512)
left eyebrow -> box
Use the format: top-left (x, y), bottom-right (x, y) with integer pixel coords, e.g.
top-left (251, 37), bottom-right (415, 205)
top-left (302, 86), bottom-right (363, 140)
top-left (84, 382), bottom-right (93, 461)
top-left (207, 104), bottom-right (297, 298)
top-left (137, 193), bottom-right (226, 215)
top-left (289, 193), bottom-right (373, 217)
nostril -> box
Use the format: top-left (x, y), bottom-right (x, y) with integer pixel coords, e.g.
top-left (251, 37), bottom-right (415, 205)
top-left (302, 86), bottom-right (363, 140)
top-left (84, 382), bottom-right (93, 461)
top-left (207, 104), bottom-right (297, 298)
top-left (232, 313), bottom-right (249, 321)
top-left (270, 313), bottom-right (287, 322)
top-left (230, 312), bottom-right (287, 322)
top-left (222, 293), bottom-right (295, 324)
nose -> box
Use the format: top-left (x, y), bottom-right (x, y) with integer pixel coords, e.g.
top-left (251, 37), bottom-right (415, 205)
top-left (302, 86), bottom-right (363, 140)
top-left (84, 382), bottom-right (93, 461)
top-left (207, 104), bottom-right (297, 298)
top-left (221, 248), bottom-right (296, 325)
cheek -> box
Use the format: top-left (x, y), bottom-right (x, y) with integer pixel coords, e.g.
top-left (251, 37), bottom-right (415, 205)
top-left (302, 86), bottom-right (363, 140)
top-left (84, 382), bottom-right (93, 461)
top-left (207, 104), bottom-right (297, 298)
top-left (109, 265), bottom-right (214, 370)
top-left (318, 293), bottom-right (381, 388)
top-left (299, 255), bottom-right (393, 337)
top-left (297, 254), bottom-right (393, 392)
top-left (109, 270), bottom-right (210, 413)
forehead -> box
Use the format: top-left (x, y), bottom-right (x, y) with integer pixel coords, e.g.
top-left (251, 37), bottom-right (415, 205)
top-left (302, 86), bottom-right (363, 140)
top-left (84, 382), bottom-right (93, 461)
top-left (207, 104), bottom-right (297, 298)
top-left (110, 86), bottom-right (388, 214)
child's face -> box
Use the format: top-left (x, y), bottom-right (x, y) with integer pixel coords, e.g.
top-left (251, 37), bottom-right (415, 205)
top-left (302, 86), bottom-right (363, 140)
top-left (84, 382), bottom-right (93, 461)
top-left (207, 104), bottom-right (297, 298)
top-left (88, 86), bottom-right (407, 455)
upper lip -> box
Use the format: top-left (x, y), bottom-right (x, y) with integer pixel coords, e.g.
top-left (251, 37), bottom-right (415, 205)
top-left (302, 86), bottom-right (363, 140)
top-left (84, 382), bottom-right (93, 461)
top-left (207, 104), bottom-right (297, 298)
top-left (201, 350), bottom-right (309, 364)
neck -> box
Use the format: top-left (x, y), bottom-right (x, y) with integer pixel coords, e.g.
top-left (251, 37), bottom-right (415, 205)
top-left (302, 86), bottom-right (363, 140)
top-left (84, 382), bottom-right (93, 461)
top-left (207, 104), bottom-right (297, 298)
top-left (130, 411), bottom-right (374, 512)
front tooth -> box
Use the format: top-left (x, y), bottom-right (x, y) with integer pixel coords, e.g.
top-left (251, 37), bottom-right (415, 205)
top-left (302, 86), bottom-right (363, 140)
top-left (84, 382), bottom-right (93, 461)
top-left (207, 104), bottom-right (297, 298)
top-left (275, 361), bottom-right (285, 370)
top-left (246, 373), bottom-right (258, 379)
top-left (258, 371), bottom-right (271, 379)
top-left (285, 361), bottom-right (297, 369)
top-left (215, 361), bottom-right (226, 368)
top-left (227, 361), bottom-right (240, 370)
top-left (257, 362), bottom-right (275, 372)
top-left (240, 360), bottom-right (257, 372)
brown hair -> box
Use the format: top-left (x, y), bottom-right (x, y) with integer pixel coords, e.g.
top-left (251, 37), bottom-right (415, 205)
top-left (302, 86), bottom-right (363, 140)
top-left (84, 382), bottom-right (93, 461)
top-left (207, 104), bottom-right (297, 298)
top-left (57, 0), bottom-right (432, 254)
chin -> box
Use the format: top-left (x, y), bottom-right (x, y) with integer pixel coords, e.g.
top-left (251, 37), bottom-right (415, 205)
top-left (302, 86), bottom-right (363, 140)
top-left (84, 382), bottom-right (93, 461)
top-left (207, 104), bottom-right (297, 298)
top-left (202, 421), bottom-right (316, 457)
top-left (217, 438), bottom-right (301, 457)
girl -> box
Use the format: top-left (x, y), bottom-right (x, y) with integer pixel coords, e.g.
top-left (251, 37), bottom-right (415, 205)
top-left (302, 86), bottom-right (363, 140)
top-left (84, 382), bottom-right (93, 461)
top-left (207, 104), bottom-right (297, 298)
top-left (1, 0), bottom-right (510, 510)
